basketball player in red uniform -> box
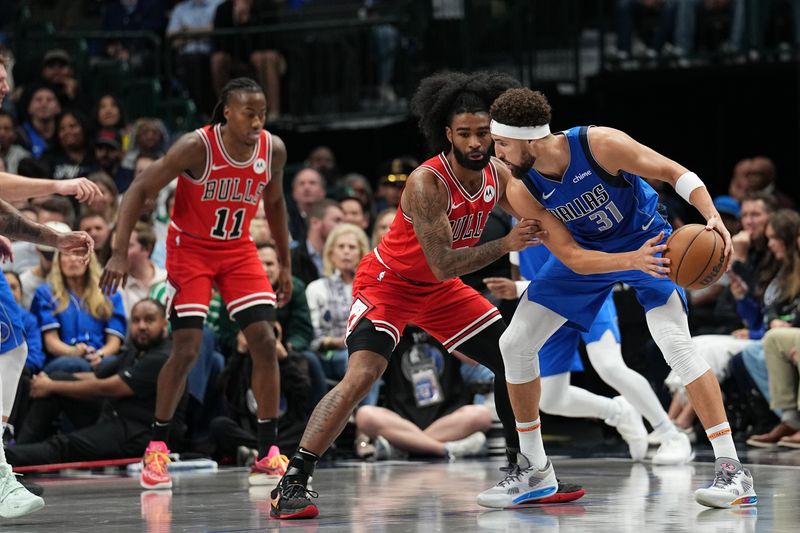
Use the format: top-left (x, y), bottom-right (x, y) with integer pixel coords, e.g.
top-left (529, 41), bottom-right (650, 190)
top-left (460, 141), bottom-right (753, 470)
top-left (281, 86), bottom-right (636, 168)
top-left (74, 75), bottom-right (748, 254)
top-left (269, 72), bottom-right (565, 519)
top-left (101, 78), bottom-right (292, 490)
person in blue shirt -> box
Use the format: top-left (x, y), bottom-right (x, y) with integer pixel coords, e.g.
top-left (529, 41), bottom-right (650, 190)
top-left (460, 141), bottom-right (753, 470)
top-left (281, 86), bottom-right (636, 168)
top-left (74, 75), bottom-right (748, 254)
top-left (32, 251), bottom-right (126, 374)
top-left (482, 87), bottom-right (754, 510)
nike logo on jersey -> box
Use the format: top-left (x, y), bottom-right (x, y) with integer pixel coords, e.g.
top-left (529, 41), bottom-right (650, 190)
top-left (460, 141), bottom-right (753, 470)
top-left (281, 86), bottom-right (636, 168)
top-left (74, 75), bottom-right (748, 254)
top-left (641, 216), bottom-right (656, 231)
top-left (542, 189), bottom-right (556, 200)
top-left (451, 200), bottom-right (465, 210)
top-left (211, 164), bottom-right (228, 171)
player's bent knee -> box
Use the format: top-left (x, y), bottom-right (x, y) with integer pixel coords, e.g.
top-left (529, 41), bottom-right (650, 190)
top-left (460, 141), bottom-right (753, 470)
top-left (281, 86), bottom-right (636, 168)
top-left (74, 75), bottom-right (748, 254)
top-left (500, 326), bottom-right (540, 384)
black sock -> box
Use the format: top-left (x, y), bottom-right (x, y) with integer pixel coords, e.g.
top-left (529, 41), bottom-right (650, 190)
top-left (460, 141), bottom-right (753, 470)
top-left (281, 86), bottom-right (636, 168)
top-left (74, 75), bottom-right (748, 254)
top-left (282, 448), bottom-right (319, 486)
top-left (152, 419), bottom-right (171, 443)
top-left (257, 418), bottom-right (279, 458)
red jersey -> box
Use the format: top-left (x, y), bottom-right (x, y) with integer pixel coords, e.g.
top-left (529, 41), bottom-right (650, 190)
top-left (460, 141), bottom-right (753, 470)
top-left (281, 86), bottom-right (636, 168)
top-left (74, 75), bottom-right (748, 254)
top-left (171, 123), bottom-right (272, 241)
top-left (375, 153), bottom-right (500, 284)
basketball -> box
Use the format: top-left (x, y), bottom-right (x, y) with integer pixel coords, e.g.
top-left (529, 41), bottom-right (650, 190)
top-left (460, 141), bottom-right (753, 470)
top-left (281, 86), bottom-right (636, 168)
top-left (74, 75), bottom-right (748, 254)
top-left (664, 224), bottom-right (729, 289)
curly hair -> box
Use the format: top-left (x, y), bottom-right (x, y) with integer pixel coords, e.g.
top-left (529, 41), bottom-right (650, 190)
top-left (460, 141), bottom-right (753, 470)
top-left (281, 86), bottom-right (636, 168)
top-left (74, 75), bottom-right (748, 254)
top-left (410, 71), bottom-right (521, 154)
top-left (490, 88), bottom-right (552, 128)
top-left (211, 77), bottom-right (264, 124)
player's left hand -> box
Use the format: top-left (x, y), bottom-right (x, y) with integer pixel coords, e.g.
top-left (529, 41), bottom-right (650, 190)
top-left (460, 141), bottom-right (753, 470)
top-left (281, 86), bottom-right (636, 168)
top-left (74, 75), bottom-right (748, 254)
top-left (54, 177), bottom-right (103, 205)
top-left (276, 266), bottom-right (293, 308)
top-left (56, 231), bottom-right (95, 264)
top-left (705, 214), bottom-right (731, 259)
top-left (0, 235), bottom-right (13, 263)
top-left (632, 231), bottom-right (670, 278)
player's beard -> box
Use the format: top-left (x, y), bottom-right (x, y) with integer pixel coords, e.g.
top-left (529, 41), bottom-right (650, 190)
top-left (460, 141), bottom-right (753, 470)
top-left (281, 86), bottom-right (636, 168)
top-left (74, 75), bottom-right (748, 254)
top-left (508, 152), bottom-right (535, 180)
top-left (452, 145), bottom-right (490, 171)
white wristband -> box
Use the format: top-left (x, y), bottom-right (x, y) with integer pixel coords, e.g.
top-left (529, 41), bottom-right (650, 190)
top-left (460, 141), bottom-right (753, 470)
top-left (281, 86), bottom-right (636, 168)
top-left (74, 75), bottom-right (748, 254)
top-left (674, 172), bottom-right (705, 203)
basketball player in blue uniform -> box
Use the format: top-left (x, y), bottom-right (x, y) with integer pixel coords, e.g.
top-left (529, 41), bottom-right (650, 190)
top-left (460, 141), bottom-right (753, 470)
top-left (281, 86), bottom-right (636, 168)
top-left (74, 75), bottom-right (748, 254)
top-left (480, 87), bottom-right (754, 510)
top-left (490, 244), bottom-right (694, 464)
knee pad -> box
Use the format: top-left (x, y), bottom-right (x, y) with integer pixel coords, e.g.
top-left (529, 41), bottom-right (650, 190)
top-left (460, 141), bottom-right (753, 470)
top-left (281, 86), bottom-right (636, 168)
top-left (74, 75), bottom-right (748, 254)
top-left (646, 293), bottom-right (710, 385)
top-left (499, 323), bottom-right (540, 385)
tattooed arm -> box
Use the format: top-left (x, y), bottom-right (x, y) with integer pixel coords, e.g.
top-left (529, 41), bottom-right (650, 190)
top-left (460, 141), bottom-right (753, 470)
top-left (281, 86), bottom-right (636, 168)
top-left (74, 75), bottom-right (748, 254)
top-left (403, 168), bottom-right (541, 281)
top-left (0, 197), bottom-right (59, 246)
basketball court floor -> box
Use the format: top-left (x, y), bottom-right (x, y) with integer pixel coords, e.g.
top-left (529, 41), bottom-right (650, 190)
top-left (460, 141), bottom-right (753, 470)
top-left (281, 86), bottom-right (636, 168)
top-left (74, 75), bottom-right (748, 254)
top-left (5, 446), bottom-right (799, 532)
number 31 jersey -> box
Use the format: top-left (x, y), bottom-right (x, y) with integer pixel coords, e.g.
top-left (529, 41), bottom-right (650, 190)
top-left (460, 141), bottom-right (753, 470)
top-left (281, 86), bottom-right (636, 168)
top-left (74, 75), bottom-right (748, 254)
top-left (171, 123), bottom-right (272, 241)
top-left (519, 125), bottom-right (670, 253)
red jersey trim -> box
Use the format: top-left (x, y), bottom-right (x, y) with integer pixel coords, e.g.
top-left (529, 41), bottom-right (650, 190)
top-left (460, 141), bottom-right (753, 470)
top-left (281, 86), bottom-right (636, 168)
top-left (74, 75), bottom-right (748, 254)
top-left (213, 124), bottom-right (261, 168)
top-left (181, 128), bottom-right (213, 184)
top-left (264, 131), bottom-right (273, 182)
top-left (439, 153), bottom-right (485, 202)
top-left (419, 162), bottom-right (454, 217)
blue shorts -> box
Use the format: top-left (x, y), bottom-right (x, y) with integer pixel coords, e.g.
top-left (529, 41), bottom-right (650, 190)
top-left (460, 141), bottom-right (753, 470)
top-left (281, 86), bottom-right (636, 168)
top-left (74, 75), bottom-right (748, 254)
top-left (539, 292), bottom-right (621, 377)
top-left (528, 253), bottom-right (686, 333)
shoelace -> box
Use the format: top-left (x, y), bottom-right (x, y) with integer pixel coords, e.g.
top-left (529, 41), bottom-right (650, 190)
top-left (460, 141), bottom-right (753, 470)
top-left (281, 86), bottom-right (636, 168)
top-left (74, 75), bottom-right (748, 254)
top-left (282, 483), bottom-right (319, 500)
top-left (267, 453), bottom-right (289, 470)
top-left (145, 450), bottom-right (172, 475)
top-left (712, 468), bottom-right (736, 489)
top-left (498, 463), bottom-right (524, 487)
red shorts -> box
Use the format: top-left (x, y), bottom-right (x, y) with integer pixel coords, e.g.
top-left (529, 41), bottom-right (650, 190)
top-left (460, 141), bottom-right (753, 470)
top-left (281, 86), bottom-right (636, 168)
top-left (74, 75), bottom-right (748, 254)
top-left (346, 252), bottom-right (502, 353)
top-left (165, 227), bottom-right (275, 320)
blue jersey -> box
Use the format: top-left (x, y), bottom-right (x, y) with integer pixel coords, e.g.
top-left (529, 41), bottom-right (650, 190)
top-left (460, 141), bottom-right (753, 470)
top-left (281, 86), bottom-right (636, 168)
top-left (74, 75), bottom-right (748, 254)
top-left (520, 126), bottom-right (669, 252)
top-left (0, 274), bottom-right (26, 354)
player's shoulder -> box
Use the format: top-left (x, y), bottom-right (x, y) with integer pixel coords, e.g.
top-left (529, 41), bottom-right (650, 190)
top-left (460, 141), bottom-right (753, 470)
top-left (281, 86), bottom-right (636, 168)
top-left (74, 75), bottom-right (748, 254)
top-left (586, 126), bottom-right (632, 149)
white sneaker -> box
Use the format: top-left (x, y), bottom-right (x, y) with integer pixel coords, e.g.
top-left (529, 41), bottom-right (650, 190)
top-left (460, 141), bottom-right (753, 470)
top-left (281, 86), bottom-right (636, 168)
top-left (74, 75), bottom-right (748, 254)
top-left (652, 431), bottom-right (695, 465)
top-left (694, 458), bottom-right (757, 509)
top-left (604, 396), bottom-right (648, 461)
top-left (444, 431), bottom-right (487, 459)
top-left (373, 436), bottom-right (408, 461)
top-left (0, 465), bottom-right (45, 518)
top-left (477, 454), bottom-right (558, 509)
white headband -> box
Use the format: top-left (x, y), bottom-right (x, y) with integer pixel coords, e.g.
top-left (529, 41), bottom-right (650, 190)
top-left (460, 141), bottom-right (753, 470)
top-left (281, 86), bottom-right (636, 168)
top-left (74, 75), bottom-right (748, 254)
top-left (490, 120), bottom-right (551, 140)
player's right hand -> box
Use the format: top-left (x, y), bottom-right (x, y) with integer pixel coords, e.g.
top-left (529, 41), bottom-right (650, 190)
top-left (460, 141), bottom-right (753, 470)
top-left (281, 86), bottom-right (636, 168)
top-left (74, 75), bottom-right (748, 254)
top-left (503, 219), bottom-right (546, 252)
top-left (56, 231), bottom-right (94, 263)
top-left (632, 231), bottom-right (670, 278)
top-left (100, 253), bottom-right (129, 295)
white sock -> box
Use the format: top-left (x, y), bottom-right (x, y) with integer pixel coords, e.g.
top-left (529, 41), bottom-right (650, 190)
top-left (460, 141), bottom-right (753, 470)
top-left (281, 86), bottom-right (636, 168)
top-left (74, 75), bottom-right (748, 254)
top-left (517, 418), bottom-right (547, 470)
top-left (705, 422), bottom-right (738, 461)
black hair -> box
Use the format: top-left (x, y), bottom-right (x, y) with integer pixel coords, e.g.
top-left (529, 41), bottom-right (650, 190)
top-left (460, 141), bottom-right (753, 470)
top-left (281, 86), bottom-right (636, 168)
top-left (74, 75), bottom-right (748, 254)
top-left (132, 298), bottom-right (167, 318)
top-left (54, 109), bottom-right (93, 152)
top-left (410, 71), bottom-right (521, 154)
top-left (211, 77), bottom-right (265, 124)
top-left (92, 93), bottom-right (127, 130)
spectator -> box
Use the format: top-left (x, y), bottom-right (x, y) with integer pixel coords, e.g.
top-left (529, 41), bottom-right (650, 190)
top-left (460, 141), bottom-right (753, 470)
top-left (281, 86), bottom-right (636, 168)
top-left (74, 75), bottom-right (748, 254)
top-left (119, 222), bottom-right (167, 319)
top-left (39, 49), bottom-right (91, 113)
top-left (35, 195), bottom-right (75, 227)
top-left (339, 197), bottom-right (369, 231)
top-left (31, 251), bottom-right (126, 374)
top-left (305, 223), bottom-right (371, 389)
top-left (167, 0), bottom-right (224, 114)
top-left (92, 129), bottom-right (125, 190)
top-left (342, 173), bottom-right (374, 216)
top-left (43, 110), bottom-right (96, 181)
top-left (211, 0), bottom-right (285, 117)
top-left (730, 192), bottom-right (777, 296)
top-left (16, 85), bottom-right (61, 159)
top-left (306, 145), bottom-right (338, 184)
top-left (5, 299), bottom-right (175, 466)
top-left (86, 172), bottom-right (120, 225)
top-left (19, 221), bottom-right (71, 310)
top-left (370, 207), bottom-right (396, 248)
top-left (78, 213), bottom-right (113, 267)
top-left (288, 167), bottom-right (326, 243)
top-left (728, 158), bottom-right (750, 201)
top-left (2, 272), bottom-right (45, 373)
top-left (92, 94), bottom-right (129, 147)
top-left (118, 118), bottom-right (168, 191)
top-left (355, 326), bottom-right (490, 460)
top-left (290, 198), bottom-right (344, 285)
top-left (0, 110), bottom-right (31, 173)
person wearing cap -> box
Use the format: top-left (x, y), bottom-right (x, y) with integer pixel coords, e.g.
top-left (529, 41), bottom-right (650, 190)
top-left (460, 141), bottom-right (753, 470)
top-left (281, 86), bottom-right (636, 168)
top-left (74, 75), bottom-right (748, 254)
top-left (93, 128), bottom-right (124, 187)
top-left (714, 195), bottom-right (742, 235)
top-left (373, 157), bottom-right (415, 213)
top-left (39, 49), bottom-right (90, 113)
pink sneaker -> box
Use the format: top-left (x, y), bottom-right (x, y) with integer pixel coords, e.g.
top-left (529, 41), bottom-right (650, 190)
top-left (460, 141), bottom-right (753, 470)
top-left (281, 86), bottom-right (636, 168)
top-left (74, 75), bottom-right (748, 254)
top-left (140, 441), bottom-right (172, 490)
top-left (249, 446), bottom-right (288, 486)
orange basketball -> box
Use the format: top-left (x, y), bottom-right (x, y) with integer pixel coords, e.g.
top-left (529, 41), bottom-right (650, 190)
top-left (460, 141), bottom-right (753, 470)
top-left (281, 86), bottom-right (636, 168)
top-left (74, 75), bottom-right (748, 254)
top-left (664, 224), bottom-right (729, 290)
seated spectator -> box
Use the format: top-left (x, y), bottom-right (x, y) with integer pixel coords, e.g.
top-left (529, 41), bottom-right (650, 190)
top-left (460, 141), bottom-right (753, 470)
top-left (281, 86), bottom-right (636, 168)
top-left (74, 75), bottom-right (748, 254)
top-left (119, 222), bottom-right (167, 319)
top-left (339, 196), bottom-right (369, 232)
top-left (3, 272), bottom-right (45, 373)
top-left (118, 118), bottom-right (169, 191)
top-left (306, 224), bottom-right (371, 388)
top-left (85, 172), bottom-right (120, 225)
top-left (16, 85), bottom-right (61, 159)
top-left (167, 0), bottom-right (223, 114)
top-left (306, 146), bottom-right (338, 183)
top-left (288, 167), bottom-right (326, 244)
top-left (92, 129), bottom-right (125, 191)
top-left (290, 199), bottom-right (344, 286)
top-left (208, 324), bottom-right (310, 466)
top-left (31, 251), bottom-right (126, 374)
top-left (730, 192), bottom-right (776, 295)
top-left (748, 327), bottom-right (800, 448)
top-left (92, 94), bottom-right (130, 148)
top-left (39, 49), bottom-right (92, 113)
top-left (78, 212), bottom-right (113, 267)
top-left (0, 110), bottom-right (31, 173)
top-left (342, 173), bottom-right (374, 217)
top-left (43, 110), bottom-right (96, 181)
top-left (19, 221), bottom-right (71, 309)
top-left (211, 0), bottom-right (286, 117)
top-left (370, 207), bottom-right (396, 248)
top-left (355, 326), bottom-right (491, 460)
top-left (5, 299), bottom-right (174, 466)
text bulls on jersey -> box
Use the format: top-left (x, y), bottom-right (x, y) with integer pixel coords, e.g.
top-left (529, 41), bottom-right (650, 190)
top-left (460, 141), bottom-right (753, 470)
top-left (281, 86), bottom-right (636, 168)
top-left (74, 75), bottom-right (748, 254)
top-left (201, 177), bottom-right (266, 205)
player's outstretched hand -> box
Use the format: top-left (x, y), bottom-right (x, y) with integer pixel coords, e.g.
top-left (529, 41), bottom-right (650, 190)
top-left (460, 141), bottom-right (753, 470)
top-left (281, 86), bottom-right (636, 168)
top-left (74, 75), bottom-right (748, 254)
top-left (56, 231), bottom-right (94, 263)
top-left (54, 177), bottom-right (103, 205)
top-left (276, 265), bottom-right (293, 308)
top-left (503, 219), bottom-right (547, 252)
top-left (0, 235), bottom-right (13, 263)
top-left (705, 214), bottom-right (732, 259)
top-left (100, 253), bottom-right (129, 295)
top-left (633, 231), bottom-right (670, 278)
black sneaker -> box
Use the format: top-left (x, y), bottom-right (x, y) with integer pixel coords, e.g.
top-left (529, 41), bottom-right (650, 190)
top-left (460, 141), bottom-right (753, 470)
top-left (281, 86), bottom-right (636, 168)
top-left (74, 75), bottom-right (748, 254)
top-left (270, 481), bottom-right (318, 519)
